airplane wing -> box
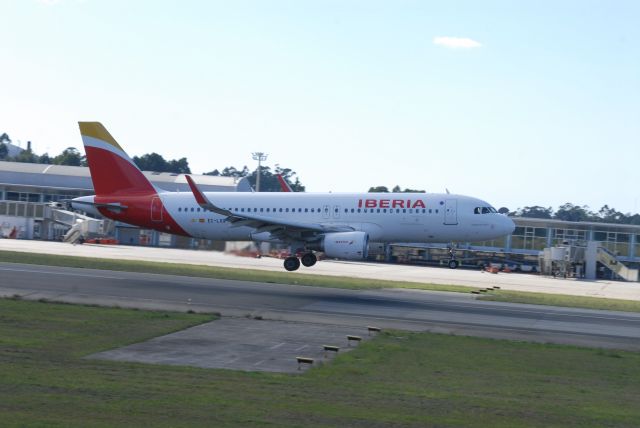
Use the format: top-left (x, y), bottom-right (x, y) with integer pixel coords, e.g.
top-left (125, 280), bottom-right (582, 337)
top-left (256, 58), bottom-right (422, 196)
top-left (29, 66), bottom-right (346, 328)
top-left (185, 175), bottom-right (352, 240)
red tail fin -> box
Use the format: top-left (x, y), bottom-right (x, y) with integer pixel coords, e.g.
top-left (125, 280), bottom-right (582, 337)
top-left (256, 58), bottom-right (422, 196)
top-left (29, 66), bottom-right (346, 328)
top-left (79, 122), bottom-right (156, 196)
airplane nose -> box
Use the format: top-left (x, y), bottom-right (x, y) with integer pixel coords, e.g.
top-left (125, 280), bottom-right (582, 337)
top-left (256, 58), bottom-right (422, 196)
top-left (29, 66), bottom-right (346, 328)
top-left (503, 215), bottom-right (516, 235)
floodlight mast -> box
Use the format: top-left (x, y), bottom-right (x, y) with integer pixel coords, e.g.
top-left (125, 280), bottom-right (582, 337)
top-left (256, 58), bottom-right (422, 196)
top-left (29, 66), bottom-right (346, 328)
top-left (252, 152), bottom-right (268, 192)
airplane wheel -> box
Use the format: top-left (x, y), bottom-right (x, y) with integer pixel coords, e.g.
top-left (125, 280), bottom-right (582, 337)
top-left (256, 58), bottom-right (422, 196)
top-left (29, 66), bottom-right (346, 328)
top-left (284, 256), bottom-right (301, 272)
top-left (301, 253), bottom-right (317, 267)
top-left (448, 259), bottom-right (459, 269)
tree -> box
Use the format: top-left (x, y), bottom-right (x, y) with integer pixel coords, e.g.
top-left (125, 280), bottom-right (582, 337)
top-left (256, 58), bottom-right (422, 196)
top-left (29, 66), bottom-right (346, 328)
top-left (596, 205), bottom-right (626, 224)
top-left (554, 203), bottom-right (595, 222)
top-left (0, 133), bottom-right (10, 143)
top-left (133, 153), bottom-right (191, 174)
top-left (53, 147), bottom-right (84, 166)
top-left (513, 206), bottom-right (553, 219)
top-left (205, 164), bottom-right (305, 192)
top-left (371, 185), bottom-right (425, 193)
top-left (37, 153), bottom-right (52, 164)
top-left (0, 142), bottom-right (7, 160)
top-left (168, 158), bottom-right (191, 174)
top-left (11, 148), bottom-right (38, 163)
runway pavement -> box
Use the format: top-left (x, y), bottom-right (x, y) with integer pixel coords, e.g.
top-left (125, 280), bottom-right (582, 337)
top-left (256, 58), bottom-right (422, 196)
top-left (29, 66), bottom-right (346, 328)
top-left (2, 239), bottom-right (639, 300)
top-left (2, 261), bottom-right (640, 352)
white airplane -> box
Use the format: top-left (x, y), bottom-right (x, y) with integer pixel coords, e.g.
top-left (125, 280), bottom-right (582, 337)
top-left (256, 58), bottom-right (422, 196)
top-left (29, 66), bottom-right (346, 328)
top-left (72, 122), bottom-right (515, 271)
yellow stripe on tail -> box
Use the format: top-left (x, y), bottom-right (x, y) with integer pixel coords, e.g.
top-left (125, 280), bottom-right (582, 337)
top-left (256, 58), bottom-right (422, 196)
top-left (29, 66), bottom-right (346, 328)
top-left (78, 122), bottom-right (123, 151)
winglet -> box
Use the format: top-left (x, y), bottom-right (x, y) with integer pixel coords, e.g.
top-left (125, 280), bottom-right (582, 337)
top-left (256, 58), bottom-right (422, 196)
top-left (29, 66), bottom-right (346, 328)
top-left (185, 175), bottom-right (230, 216)
top-left (276, 174), bottom-right (293, 192)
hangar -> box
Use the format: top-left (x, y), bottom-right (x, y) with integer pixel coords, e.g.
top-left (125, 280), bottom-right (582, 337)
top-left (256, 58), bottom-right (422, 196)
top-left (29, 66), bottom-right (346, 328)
top-left (1, 160), bottom-right (638, 281)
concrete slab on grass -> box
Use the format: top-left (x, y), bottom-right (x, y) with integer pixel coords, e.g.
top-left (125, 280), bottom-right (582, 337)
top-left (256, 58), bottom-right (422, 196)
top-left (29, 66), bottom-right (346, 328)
top-left (89, 317), bottom-right (374, 373)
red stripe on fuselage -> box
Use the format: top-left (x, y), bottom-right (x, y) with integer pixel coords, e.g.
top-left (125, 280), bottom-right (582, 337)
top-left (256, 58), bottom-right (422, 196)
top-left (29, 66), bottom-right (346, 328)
top-left (95, 194), bottom-right (191, 237)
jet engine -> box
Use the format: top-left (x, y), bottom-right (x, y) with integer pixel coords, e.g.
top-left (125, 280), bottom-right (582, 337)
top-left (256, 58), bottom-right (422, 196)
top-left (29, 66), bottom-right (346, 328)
top-left (318, 231), bottom-right (369, 260)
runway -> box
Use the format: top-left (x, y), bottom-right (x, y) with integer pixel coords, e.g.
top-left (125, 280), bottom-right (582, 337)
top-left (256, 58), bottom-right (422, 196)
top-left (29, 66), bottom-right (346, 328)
top-left (2, 261), bottom-right (640, 351)
top-left (2, 240), bottom-right (639, 300)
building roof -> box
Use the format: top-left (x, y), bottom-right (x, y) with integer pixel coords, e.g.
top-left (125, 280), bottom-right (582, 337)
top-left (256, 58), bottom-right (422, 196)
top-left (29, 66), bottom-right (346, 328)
top-left (3, 142), bottom-right (25, 158)
top-left (0, 161), bottom-right (252, 193)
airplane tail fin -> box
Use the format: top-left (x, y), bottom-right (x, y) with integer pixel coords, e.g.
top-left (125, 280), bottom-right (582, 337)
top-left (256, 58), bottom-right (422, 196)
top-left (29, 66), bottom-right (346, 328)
top-left (79, 122), bottom-right (156, 196)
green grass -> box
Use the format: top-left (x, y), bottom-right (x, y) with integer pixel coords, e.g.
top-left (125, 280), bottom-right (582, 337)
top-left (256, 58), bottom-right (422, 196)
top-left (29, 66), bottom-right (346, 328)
top-left (1, 299), bottom-right (640, 427)
top-left (2, 249), bottom-right (640, 313)
top-left (480, 290), bottom-right (640, 313)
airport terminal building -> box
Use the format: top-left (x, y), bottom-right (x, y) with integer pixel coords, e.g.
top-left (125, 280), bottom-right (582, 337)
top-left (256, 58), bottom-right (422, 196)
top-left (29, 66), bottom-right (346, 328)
top-left (0, 161), bottom-right (251, 246)
top-left (1, 160), bottom-right (638, 280)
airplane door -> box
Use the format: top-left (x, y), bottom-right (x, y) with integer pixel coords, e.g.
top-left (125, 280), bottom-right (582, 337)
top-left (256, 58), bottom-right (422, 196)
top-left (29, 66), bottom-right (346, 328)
top-left (322, 205), bottom-right (331, 219)
top-left (333, 205), bottom-right (340, 219)
top-left (151, 197), bottom-right (163, 223)
top-left (444, 199), bottom-right (458, 225)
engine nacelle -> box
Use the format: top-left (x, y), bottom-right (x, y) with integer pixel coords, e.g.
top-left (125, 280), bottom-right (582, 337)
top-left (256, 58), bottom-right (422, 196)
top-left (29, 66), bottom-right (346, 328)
top-left (320, 231), bottom-right (369, 260)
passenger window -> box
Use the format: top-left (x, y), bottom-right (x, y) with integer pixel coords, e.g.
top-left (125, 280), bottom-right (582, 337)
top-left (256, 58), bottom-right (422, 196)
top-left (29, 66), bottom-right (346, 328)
top-left (260, 208), bottom-right (264, 212)
top-left (403, 209), bottom-right (406, 213)
top-left (357, 209), bottom-right (361, 213)
top-left (190, 207), bottom-right (194, 212)
top-left (351, 208), bottom-right (354, 213)
top-left (305, 208), bottom-right (308, 212)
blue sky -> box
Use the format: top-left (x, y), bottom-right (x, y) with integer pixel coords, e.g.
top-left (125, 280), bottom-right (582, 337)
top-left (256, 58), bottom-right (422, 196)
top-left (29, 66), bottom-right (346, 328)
top-left (2, 0), bottom-right (639, 213)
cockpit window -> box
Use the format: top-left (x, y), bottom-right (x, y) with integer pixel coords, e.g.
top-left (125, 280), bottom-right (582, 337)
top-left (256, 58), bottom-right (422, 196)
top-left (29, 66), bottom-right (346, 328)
top-left (475, 206), bottom-right (498, 214)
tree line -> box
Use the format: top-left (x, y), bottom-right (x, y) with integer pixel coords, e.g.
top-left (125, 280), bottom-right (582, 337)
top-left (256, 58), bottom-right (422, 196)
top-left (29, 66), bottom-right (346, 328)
top-left (204, 165), bottom-right (305, 192)
top-left (1, 133), bottom-right (85, 166)
top-left (2, 132), bottom-right (638, 219)
top-left (509, 204), bottom-right (640, 225)
top-left (0, 132), bottom-right (304, 192)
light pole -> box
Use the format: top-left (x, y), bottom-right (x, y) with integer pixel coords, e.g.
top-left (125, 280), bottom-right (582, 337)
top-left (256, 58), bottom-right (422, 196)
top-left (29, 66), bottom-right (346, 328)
top-left (252, 152), bottom-right (268, 192)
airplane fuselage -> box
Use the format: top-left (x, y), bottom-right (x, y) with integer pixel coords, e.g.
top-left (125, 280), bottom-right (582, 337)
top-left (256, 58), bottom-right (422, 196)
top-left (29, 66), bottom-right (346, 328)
top-left (76, 191), bottom-right (514, 244)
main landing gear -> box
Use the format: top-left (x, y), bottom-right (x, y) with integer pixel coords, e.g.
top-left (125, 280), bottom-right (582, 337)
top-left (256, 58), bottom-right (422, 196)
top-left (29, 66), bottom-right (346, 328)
top-left (284, 252), bottom-right (317, 271)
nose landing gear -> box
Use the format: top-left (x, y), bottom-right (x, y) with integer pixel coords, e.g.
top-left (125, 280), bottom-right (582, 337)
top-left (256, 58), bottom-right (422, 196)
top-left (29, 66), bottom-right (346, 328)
top-left (448, 245), bottom-right (459, 269)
